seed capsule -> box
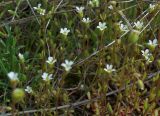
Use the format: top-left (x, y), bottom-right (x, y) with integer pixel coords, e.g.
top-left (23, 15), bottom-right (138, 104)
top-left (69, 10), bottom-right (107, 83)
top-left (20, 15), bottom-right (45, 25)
top-left (137, 79), bottom-right (144, 90)
top-left (12, 88), bottom-right (25, 103)
top-left (128, 30), bottom-right (140, 43)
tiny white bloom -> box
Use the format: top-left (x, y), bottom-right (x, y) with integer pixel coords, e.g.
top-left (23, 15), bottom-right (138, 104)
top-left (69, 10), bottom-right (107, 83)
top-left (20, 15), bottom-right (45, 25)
top-left (97, 22), bottom-right (107, 31)
top-left (80, 84), bottom-right (85, 90)
top-left (61, 60), bottom-right (74, 72)
top-left (89, 1), bottom-right (93, 5)
top-left (33, 3), bottom-right (41, 10)
top-left (46, 56), bottom-right (56, 65)
top-left (89, 0), bottom-right (99, 7)
top-left (141, 49), bottom-right (152, 62)
top-left (25, 86), bottom-right (33, 94)
top-left (33, 3), bottom-right (46, 15)
top-left (7, 72), bottom-right (19, 81)
top-left (148, 39), bottom-right (158, 46)
top-left (89, 0), bottom-right (93, 5)
top-left (76, 6), bottom-right (85, 13)
top-left (18, 53), bottom-right (24, 61)
top-left (104, 64), bottom-right (116, 73)
top-left (60, 28), bottom-right (70, 36)
top-left (82, 17), bottom-right (91, 23)
top-left (119, 23), bottom-right (128, 32)
top-left (42, 72), bottom-right (53, 81)
top-left (149, 4), bottom-right (156, 10)
top-left (108, 5), bottom-right (113, 10)
top-left (134, 21), bottom-right (143, 30)
top-left (141, 49), bottom-right (150, 58)
top-left (39, 9), bottom-right (46, 15)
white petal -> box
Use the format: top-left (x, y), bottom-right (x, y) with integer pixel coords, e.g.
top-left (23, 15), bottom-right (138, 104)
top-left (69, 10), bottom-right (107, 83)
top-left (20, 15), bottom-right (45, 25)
top-left (153, 39), bottom-right (157, 44)
top-left (61, 63), bottom-right (66, 67)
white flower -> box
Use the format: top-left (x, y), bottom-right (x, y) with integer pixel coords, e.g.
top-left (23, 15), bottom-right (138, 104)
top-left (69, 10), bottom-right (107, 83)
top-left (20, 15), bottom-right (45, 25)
top-left (60, 28), bottom-right (70, 36)
top-left (25, 86), bottom-right (33, 94)
top-left (76, 6), bottom-right (85, 13)
top-left (42, 72), bottom-right (53, 81)
top-left (104, 64), bottom-right (116, 73)
top-left (141, 49), bottom-right (152, 62)
top-left (119, 23), bottom-right (128, 32)
top-left (80, 84), bottom-right (85, 90)
top-left (33, 3), bottom-right (41, 10)
top-left (148, 39), bottom-right (158, 46)
top-left (61, 60), bottom-right (74, 72)
top-left (89, 1), bottom-right (94, 6)
top-left (7, 72), bottom-right (19, 81)
top-left (134, 21), bottom-right (143, 30)
top-left (39, 9), bottom-right (45, 15)
top-left (18, 53), bottom-right (24, 61)
top-left (46, 56), bottom-right (56, 65)
top-left (33, 3), bottom-right (46, 15)
top-left (97, 22), bottom-right (107, 31)
top-left (149, 4), bottom-right (156, 10)
top-left (82, 17), bottom-right (91, 23)
top-left (89, 0), bottom-right (99, 7)
top-left (108, 5), bottom-right (113, 10)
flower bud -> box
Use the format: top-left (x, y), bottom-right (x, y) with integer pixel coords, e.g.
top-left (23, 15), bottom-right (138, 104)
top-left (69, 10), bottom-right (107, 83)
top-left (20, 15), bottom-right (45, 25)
top-left (137, 79), bottom-right (144, 90)
top-left (149, 4), bottom-right (157, 13)
top-left (146, 39), bottom-right (158, 51)
top-left (10, 80), bottom-right (19, 88)
top-left (76, 7), bottom-right (84, 18)
top-left (107, 103), bottom-right (113, 114)
top-left (144, 98), bottom-right (148, 110)
top-left (89, 0), bottom-right (100, 7)
top-left (148, 45), bottom-right (156, 51)
top-left (6, 106), bottom-right (12, 111)
top-left (78, 12), bottom-right (83, 18)
top-left (133, 73), bottom-right (141, 78)
top-left (117, 39), bottom-right (121, 45)
top-left (150, 55), bottom-right (154, 62)
top-left (7, 72), bottom-right (19, 88)
top-left (114, 22), bottom-right (120, 32)
top-left (18, 53), bottom-right (25, 63)
top-left (128, 30), bottom-right (140, 43)
top-left (12, 88), bottom-right (25, 103)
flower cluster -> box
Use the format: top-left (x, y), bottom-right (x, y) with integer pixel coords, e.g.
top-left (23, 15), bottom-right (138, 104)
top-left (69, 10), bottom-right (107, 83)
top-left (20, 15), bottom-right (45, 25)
top-left (25, 86), bottom-right (33, 94)
top-left (108, 5), bottom-right (113, 10)
top-left (141, 38), bottom-right (158, 63)
top-left (104, 64), bottom-right (116, 73)
top-left (89, 0), bottom-right (100, 7)
top-left (97, 22), bottom-right (107, 31)
top-left (46, 56), bottom-right (57, 65)
top-left (134, 21), bottom-right (143, 30)
top-left (141, 49), bottom-right (152, 63)
top-left (42, 72), bottom-right (53, 81)
top-left (7, 72), bottom-right (19, 81)
top-left (60, 28), bottom-right (70, 36)
top-left (76, 6), bottom-right (85, 13)
top-left (148, 39), bottom-right (158, 47)
top-left (118, 21), bottom-right (128, 32)
top-left (61, 60), bottom-right (74, 72)
top-left (33, 3), bottom-right (46, 15)
top-left (18, 53), bottom-right (24, 62)
top-left (149, 4), bottom-right (156, 10)
top-left (82, 17), bottom-right (91, 24)
top-left (149, 4), bottom-right (157, 12)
